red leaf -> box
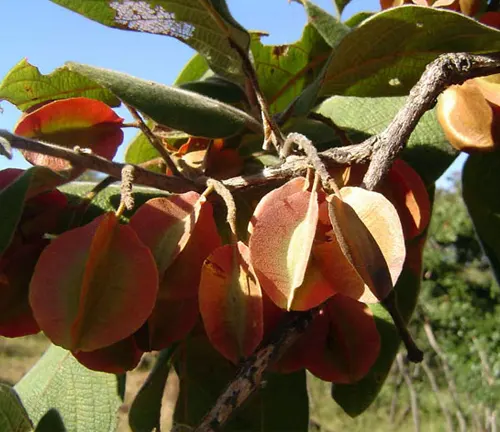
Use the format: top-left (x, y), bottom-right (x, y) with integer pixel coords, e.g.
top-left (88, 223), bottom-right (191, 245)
top-left (249, 179), bottom-right (334, 310)
top-left (74, 336), bottom-right (143, 373)
top-left (199, 242), bottom-right (263, 364)
top-left (304, 295), bottom-right (380, 383)
top-left (129, 192), bottom-right (207, 278)
top-left (0, 242), bottom-right (45, 337)
top-left (146, 201), bottom-right (221, 350)
top-left (381, 159), bottom-right (431, 240)
top-left (14, 97), bottom-right (123, 174)
top-left (318, 187), bottom-right (405, 303)
top-left (30, 213), bottom-right (158, 352)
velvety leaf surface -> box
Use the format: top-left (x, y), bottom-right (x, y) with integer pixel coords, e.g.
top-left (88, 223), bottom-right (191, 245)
top-left (129, 192), bottom-right (206, 277)
top-left (129, 347), bottom-right (176, 432)
top-left (174, 336), bottom-right (309, 431)
top-left (15, 344), bottom-right (122, 431)
top-left (30, 213), bottom-right (158, 352)
top-left (51, 0), bottom-right (249, 82)
top-left (251, 24), bottom-right (333, 113)
top-left (0, 59), bottom-right (119, 112)
top-left (304, 295), bottom-right (381, 383)
top-left (14, 97), bottom-right (124, 173)
top-left (0, 384), bottom-right (32, 432)
top-left (199, 242), bottom-right (263, 363)
top-left (319, 6), bottom-right (500, 97)
top-left (66, 62), bottom-right (261, 138)
top-left (179, 76), bottom-right (248, 105)
top-left (331, 221), bottom-right (429, 416)
top-left (316, 95), bottom-right (456, 185)
top-left (249, 180), bottom-right (335, 310)
top-left (301, 0), bottom-right (350, 46)
top-left (463, 152), bottom-right (500, 283)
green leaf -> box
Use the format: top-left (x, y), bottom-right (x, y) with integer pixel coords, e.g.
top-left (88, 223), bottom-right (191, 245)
top-left (180, 76), bottom-right (248, 105)
top-left (59, 183), bottom-right (169, 226)
top-left (0, 169), bottom-right (33, 255)
top-left (66, 62), bottom-right (261, 138)
top-left (463, 152), bottom-right (500, 284)
top-left (129, 346), bottom-right (176, 432)
top-left (0, 384), bottom-right (33, 432)
top-left (301, 1), bottom-right (350, 47)
top-left (35, 409), bottom-right (67, 432)
top-left (316, 95), bottom-right (457, 185)
top-left (15, 345), bottom-right (122, 432)
top-left (50, 0), bottom-right (250, 82)
top-left (251, 24), bottom-right (334, 114)
top-left (344, 12), bottom-right (374, 28)
top-left (0, 59), bottom-right (119, 112)
top-left (174, 53), bottom-right (211, 85)
top-left (174, 336), bottom-right (309, 431)
top-left (319, 5), bottom-right (500, 97)
top-left (334, 0), bottom-right (352, 16)
top-left (331, 217), bottom-right (431, 416)
top-left (0, 166), bottom-right (61, 255)
top-left (124, 126), bottom-right (162, 171)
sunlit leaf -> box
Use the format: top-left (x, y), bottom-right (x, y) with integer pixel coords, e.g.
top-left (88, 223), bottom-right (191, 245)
top-left (249, 178), bottom-right (335, 310)
top-left (174, 53), bottom-right (211, 85)
top-left (67, 62), bottom-right (261, 138)
top-left (316, 95), bottom-right (455, 185)
top-left (51, 0), bottom-right (250, 82)
top-left (30, 212), bottom-right (158, 352)
top-left (437, 80), bottom-right (499, 153)
top-left (325, 187), bottom-right (405, 303)
top-left (301, 0), bottom-right (350, 46)
top-left (251, 24), bottom-right (333, 113)
top-left (15, 344), bottom-right (122, 431)
top-left (129, 192), bottom-right (207, 278)
top-left (199, 241), bottom-right (263, 363)
top-left (14, 97), bottom-right (124, 174)
top-left (319, 6), bottom-right (500, 97)
top-left (0, 59), bottom-right (119, 112)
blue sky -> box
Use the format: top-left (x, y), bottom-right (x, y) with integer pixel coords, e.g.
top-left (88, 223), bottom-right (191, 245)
top-left (0, 0), bottom-right (462, 185)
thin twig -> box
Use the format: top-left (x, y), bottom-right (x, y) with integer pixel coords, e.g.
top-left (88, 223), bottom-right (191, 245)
top-left (0, 130), bottom-right (196, 193)
top-left (396, 353), bottom-right (420, 432)
top-left (283, 132), bottom-right (341, 195)
top-left (229, 40), bottom-right (285, 153)
top-left (205, 178), bottom-right (238, 242)
top-left (362, 51), bottom-right (500, 190)
top-left (124, 103), bottom-right (182, 177)
top-left (193, 308), bottom-right (319, 432)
